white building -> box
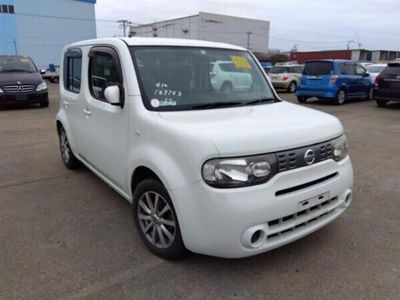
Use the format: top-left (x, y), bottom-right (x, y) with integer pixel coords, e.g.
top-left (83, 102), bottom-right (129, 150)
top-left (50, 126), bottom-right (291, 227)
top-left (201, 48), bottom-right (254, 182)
top-left (130, 12), bottom-right (270, 53)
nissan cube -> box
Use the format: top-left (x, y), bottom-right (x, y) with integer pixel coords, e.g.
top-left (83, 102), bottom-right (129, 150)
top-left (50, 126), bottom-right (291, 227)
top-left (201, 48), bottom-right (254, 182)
top-left (56, 38), bottom-right (353, 259)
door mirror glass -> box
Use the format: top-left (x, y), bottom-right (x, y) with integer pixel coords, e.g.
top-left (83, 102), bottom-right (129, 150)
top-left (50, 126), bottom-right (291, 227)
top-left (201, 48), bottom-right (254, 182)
top-left (104, 85), bottom-right (120, 105)
top-left (40, 69), bottom-right (46, 75)
top-left (364, 72), bottom-right (370, 77)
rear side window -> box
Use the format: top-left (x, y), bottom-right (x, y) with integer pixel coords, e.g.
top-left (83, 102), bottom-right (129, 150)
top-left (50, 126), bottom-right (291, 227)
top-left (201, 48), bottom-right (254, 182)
top-left (381, 64), bottom-right (400, 76)
top-left (339, 63), bottom-right (357, 75)
top-left (304, 62), bottom-right (333, 75)
top-left (88, 47), bottom-right (123, 102)
top-left (64, 48), bottom-right (82, 93)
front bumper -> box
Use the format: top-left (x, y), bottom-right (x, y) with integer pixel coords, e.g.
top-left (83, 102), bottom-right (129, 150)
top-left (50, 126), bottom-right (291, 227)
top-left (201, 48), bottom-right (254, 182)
top-left (171, 157), bottom-right (353, 258)
top-left (0, 90), bottom-right (48, 104)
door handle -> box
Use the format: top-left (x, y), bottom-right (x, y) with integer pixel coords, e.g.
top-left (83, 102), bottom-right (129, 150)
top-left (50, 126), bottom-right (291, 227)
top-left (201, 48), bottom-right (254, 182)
top-left (83, 108), bottom-right (92, 117)
top-left (63, 100), bottom-right (69, 108)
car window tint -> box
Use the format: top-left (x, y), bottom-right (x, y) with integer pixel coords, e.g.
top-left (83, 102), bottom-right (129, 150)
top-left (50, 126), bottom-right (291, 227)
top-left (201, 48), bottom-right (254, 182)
top-left (381, 64), bottom-right (400, 76)
top-left (64, 51), bottom-right (82, 93)
top-left (339, 63), bottom-right (357, 75)
top-left (89, 51), bottom-right (122, 102)
top-left (304, 62), bottom-right (333, 75)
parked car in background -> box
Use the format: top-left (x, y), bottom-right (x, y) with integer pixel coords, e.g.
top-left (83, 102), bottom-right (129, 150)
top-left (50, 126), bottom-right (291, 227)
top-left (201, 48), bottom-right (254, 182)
top-left (0, 55), bottom-right (49, 107)
top-left (366, 63), bottom-right (387, 84)
top-left (268, 64), bottom-right (303, 93)
top-left (210, 60), bottom-right (252, 92)
top-left (374, 62), bottom-right (400, 107)
top-left (296, 59), bottom-right (373, 105)
top-left (42, 64), bottom-right (60, 83)
top-left (57, 37), bottom-right (353, 259)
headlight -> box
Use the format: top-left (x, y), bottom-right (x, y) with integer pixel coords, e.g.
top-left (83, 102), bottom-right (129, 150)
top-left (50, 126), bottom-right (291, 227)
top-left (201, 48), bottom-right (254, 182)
top-left (202, 154), bottom-right (276, 188)
top-left (36, 81), bottom-right (47, 92)
top-left (0, 87), bottom-right (3, 93)
top-left (331, 135), bottom-right (349, 161)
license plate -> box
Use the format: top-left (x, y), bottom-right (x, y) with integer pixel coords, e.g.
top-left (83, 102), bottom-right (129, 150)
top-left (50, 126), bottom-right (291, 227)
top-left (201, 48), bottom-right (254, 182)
top-left (298, 192), bottom-right (330, 211)
top-left (16, 94), bottom-right (27, 101)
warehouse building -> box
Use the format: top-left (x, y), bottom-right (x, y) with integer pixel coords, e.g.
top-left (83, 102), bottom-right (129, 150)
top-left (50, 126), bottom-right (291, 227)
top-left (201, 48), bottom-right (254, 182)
top-left (0, 0), bottom-right (96, 69)
top-left (129, 12), bottom-right (270, 53)
top-left (290, 49), bottom-right (400, 63)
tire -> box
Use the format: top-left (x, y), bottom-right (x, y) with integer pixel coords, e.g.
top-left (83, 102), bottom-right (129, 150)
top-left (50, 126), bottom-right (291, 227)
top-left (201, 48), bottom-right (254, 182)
top-left (297, 96), bottom-right (307, 103)
top-left (39, 99), bottom-right (49, 108)
top-left (287, 81), bottom-right (297, 93)
top-left (58, 126), bottom-right (81, 169)
top-left (367, 87), bottom-right (374, 100)
top-left (335, 89), bottom-right (347, 105)
top-left (376, 99), bottom-right (388, 107)
top-left (133, 179), bottom-right (186, 260)
top-left (220, 81), bottom-right (233, 93)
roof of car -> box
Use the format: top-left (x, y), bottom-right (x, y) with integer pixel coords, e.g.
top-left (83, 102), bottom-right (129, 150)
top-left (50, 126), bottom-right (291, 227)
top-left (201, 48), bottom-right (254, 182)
top-left (0, 55), bottom-right (30, 59)
top-left (305, 59), bottom-right (353, 63)
top-left (67, 37), bottom-right (246, 51)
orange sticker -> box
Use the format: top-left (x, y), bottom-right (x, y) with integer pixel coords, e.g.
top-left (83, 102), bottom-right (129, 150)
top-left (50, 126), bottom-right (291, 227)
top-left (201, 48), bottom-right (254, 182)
top-left (230, 55), bottom-right (251, 69)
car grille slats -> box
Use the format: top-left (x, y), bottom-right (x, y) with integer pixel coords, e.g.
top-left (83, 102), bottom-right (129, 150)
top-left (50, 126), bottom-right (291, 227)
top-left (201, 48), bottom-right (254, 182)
top-left (277, 141), bottom-right (333, 172)
top-left (2, 84), bottom-right (36, 93)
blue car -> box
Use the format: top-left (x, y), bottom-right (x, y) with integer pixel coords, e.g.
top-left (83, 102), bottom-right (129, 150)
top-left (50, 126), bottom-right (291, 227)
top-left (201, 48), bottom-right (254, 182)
top-left (296, 60), bottom-right (373, 105)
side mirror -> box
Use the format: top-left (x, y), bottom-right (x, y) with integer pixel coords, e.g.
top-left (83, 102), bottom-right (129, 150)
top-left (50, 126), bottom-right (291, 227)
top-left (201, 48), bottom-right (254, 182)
top-left (40, 69), bottom-right (46, 75)
top-left (104, 85), bottom-right (121, 105)
top-left (364, 72), bottom-right (370, 77)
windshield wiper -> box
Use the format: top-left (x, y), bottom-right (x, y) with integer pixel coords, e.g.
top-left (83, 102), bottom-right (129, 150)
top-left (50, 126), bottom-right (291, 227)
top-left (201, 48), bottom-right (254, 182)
top-left (243, 98), bottom-right (277, 106)
top-left (191, 101), bottom-right (244, 110)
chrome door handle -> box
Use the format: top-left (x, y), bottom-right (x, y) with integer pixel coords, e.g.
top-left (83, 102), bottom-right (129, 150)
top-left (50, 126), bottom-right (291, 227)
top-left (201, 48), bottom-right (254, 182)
top-left (83, 108), bottom-right (92, 116)
top-left (63, 100), bottom-right (69, 108)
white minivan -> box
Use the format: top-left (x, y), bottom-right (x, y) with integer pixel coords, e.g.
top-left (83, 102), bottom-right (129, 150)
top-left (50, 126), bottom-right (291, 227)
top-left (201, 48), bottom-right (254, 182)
top-left (57, 38), bottom-right (353, 259)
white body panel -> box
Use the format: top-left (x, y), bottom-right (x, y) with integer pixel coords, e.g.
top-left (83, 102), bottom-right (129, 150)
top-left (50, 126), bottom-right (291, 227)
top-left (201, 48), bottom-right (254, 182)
top-left (57, 37), bottom-right (353, 258)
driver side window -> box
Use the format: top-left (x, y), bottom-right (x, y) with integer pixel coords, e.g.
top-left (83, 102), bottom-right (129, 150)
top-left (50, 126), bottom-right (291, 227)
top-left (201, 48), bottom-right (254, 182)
top-left (356, 65), bottom-right (366, 76)
top-left (88, 47), bottom-right (123, 102)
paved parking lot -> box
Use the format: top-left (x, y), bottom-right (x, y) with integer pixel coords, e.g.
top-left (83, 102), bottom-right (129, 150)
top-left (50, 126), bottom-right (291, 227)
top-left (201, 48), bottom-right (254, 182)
top-left (1, 84), bottom-right (399, 299)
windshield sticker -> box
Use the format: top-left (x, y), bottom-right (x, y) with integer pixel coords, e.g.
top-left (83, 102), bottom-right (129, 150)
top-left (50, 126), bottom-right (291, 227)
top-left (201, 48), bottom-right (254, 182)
top-left (150, 98), bottom-right (160, 108)
top-left (230, 55), bottom-right (252, 69)
top-left (159, 99), bottom-right (177, 106)
top-left (19, 58), bottom-right (30, 63)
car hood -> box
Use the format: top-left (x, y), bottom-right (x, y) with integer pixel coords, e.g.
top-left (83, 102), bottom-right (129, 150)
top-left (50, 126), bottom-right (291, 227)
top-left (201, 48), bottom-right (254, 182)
top-left (158, 101), bottom-right (344, 156)
top-left (0, 72), bottom-right (42, 86)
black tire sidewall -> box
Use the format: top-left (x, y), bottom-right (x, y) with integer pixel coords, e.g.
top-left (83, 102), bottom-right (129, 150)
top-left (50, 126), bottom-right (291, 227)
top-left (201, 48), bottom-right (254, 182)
top-left (288, 81), bottom-right (297, 93)
top-left (336, 89), bottom-right (347, 105)
top-left (133, 179), bottom-right (186, 260)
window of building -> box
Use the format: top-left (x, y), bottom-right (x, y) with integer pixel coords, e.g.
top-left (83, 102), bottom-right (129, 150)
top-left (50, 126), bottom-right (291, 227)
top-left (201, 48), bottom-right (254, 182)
top-left (64, 49), bottom-right (82, 93)
top-left (8, 5), bottom-right (15, 14)
top-left (88, 47), bottom-right (123, 102)
top-left (1, 5), bottom-right (8, 13)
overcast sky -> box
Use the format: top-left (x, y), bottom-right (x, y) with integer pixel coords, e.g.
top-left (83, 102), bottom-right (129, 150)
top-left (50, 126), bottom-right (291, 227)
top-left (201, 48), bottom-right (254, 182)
top-left (95, 0), bottom-right (400, 52)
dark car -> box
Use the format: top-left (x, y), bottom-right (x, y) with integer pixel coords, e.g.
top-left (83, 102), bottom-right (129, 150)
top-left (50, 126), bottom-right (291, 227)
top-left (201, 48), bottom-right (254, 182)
top-left (374, 62), bottom-right (400, 107)
top-left (296, 59), bottom-right (372, 105)
top-left (0, 55), bottom-right (49, 107)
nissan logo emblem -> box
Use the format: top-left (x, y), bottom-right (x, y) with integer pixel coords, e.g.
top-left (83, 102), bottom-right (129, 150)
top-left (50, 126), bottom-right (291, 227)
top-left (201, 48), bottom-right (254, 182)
top-left (304, 149), bottom-right (316, 165)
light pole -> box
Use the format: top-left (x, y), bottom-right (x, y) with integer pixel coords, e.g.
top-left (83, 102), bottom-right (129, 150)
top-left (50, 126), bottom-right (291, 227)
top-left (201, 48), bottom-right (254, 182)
top-left (246, 31), bottom-right (252, 49)
top-left (117, 19), bottom-right (133, 37)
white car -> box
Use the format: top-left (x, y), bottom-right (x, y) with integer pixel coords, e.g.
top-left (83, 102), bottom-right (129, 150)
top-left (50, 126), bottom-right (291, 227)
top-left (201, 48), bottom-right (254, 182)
top-left (366, 63), bottom-right (387, 84)
top-left (57, 37), bottom-right (353, 259)
top-left (210, 60), bottom-right (252, 92)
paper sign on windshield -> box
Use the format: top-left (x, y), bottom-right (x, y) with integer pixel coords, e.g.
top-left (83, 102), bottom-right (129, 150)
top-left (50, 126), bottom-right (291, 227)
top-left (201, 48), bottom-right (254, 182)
top-left (230, 55), bottom-right (251, 69)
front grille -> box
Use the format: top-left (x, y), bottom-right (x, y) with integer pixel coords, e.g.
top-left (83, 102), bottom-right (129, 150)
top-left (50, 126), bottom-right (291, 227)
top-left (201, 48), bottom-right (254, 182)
top-left (277, 141), bottom-right (333, 172)
top-left (266, 197), bottom-right (339, 241)
top-left (2, 84), bottom-right (36, 93)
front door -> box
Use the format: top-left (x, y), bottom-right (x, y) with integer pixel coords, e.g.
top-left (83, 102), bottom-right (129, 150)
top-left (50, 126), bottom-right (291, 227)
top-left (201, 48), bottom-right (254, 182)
top-left (80, 46), bottom-right (129, 192)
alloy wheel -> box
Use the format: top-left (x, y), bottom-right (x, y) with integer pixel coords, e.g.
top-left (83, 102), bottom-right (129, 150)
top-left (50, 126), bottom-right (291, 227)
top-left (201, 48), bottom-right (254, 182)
top-left (60, 131), bottom-right (71, 163)
top-left (137, 191), bottom-right (176, 249)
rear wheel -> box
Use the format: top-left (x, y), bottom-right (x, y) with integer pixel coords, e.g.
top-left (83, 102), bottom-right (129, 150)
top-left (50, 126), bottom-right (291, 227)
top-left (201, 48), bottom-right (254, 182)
top-left (297, 96), bottom-right (307, 103)
top-left (221, 81), bottom-right (233, 93)
top-left (367, 87), bottom-right (374, 100)
top-left (133, 179), bottom-right (186, 260)
top-left (287, 81), bottom-right (297, 93)
top-left (376, 99), bottom-right (388, 107)
top-left (335, 89), bottom-right (347, 105)
top-left (58, 127), bottom-right (81, 169)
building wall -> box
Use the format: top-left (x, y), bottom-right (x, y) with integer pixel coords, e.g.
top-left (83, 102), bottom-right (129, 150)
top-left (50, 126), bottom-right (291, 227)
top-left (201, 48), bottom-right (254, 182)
top-left (0, 0), bottom-right (17, 55)
top-left (290, 50), bottom-right (352, 63)
top-left (130, 12), bottom-right (270, 53)
top-left (0, 0), bottom-right (96, 69)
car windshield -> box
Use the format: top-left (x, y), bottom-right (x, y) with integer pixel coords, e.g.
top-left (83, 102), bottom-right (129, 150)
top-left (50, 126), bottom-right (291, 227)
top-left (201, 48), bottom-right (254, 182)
top-left (130, 47), bottom-right (276, 111)
top-left (304, 61), bottom-right (333, 75)
top-left (366, 65), bottom-right (386, 73)
top-left (0, 57), bottom-right (36, 73)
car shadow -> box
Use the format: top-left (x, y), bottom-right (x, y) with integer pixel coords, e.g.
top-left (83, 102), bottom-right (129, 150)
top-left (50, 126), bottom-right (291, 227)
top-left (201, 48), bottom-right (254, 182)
top-left (0, 103), bottom-right (43, 111)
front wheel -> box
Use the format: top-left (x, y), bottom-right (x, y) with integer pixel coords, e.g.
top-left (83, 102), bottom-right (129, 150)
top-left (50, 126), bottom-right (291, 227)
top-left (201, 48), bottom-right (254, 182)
top-left (335, 89), bottom-right (347, 105)
top-left (133, 179), bottom-right (186, 260)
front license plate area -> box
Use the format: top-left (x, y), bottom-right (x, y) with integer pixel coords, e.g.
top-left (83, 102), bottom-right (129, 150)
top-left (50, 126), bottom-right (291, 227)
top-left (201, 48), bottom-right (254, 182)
top-left (298, 192), bottom-right (330, 211)
top-left (16, 94), bottom-right (27, 101)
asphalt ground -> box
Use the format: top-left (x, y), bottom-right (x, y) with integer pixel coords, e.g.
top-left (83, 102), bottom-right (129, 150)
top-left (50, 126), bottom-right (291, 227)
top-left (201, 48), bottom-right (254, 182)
top-left (1, 84), bottom-right (399, 299)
